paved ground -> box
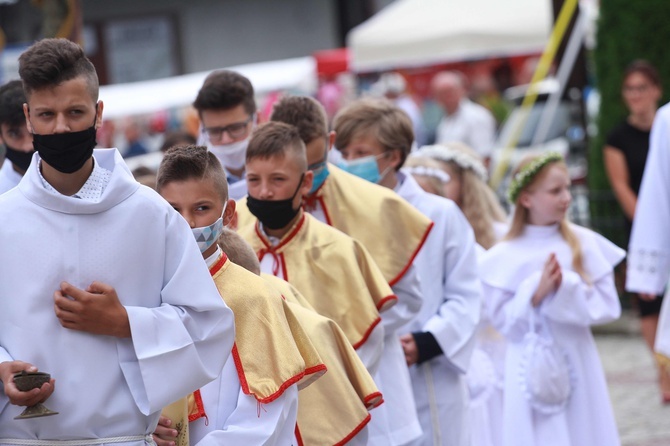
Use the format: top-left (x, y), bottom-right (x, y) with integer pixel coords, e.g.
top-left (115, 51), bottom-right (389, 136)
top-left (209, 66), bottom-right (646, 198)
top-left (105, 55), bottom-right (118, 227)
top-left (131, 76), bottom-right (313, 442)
top-left (596, 333), bottom-right (670, 445)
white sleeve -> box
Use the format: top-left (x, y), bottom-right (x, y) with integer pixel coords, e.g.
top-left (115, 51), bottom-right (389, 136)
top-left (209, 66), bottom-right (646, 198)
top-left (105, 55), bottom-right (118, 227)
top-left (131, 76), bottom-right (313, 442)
top-left (386, 264), bottom-right (423, 334)
top-left (484, 272), bottom-right (542, 343)
top-left (354, 323), bottom-right (385, 376)
top-left (195, 385), bottom-right (299, 446)
top-left (541, 270), bottom-right (621, 326)
top-left (117, 211), bottom-right (235, 415)
top-left (627, 104), bottom-right (670, 294)
top-left (0, 347), bottom-right (12, 364)
top-left (422, 207), bottom-right (481, 373)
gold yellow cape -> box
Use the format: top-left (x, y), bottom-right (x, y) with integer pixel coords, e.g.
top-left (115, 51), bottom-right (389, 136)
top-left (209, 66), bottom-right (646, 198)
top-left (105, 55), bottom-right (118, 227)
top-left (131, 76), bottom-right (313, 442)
top-left (265, 274), bottom-right (383, 446)
top-left (240, 213), bottom-right (396, 349)
top-left (184, 254), bottom-right (326, 423)
top-left (236, 164), bottom-right (433, 286)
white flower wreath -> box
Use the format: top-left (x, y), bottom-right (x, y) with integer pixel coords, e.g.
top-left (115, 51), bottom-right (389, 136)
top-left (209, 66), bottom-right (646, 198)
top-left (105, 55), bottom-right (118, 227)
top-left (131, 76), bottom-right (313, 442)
top-left (413, 145), bottom-right (488, 182)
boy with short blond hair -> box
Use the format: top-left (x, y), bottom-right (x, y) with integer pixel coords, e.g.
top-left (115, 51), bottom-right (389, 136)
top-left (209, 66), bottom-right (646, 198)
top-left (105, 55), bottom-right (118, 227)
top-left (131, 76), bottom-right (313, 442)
top-left (334, 98), bottom-right (481, 446)
top-left (156, 144), bottom-right (325, 445)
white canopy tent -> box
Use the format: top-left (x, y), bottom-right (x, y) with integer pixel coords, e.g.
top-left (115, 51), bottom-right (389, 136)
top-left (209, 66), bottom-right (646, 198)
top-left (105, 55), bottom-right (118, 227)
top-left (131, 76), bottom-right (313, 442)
top-left (347, 0), bottom-right (553, 72)
top-left (99, 56), bottom-right (316, 120)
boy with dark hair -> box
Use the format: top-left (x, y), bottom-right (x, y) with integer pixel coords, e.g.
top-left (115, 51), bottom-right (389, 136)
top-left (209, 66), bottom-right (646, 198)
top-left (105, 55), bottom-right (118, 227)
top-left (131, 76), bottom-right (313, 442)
top-left (0, 80), bottom-right (34, 193)
top-left (193, 70), bottom-right (257, 198)
top-left (334, 98), bottom-right (481, 446)
top-left (237, 95), bottom-right (434, 446)
top-left (155, 145), bottom-right (324, 445)
top-left (239, 121), bottom-right (394, 373)
top-left (0, 38), bottom-right (234, 444)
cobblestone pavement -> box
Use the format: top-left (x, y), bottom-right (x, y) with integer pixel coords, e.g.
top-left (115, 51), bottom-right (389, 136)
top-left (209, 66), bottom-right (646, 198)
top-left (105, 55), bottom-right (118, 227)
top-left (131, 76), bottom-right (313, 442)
top-left (596, 334), bottom-right (670, 446)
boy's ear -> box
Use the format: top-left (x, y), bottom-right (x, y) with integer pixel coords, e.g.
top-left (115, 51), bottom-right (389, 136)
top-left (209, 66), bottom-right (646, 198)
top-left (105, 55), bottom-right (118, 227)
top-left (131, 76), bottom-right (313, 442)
top-left (23, 103), bottom-right (33, 133)
top-left (223, 199), bottom-right (236, 227)
top-left (301, 170), bottom-right (314, 197)
top-left (95, 101), bottom-right (104, 128)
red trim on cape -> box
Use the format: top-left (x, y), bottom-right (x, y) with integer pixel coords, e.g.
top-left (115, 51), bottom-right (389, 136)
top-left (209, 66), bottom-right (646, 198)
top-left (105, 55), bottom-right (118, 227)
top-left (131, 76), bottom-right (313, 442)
top-left (232, 343), bottom-right (327, 405)
top-left (388, 221), bottom-right (434, 286)
top-left (208, 252), bottom-right (228, 276)
top-left (254, 213), bottom-right (306, 252)
top-left (363, 391), bottom-right (384, 409)
top-left (352, 316), bottom-right (382, 350)
top-left (334, 413), bottom-right (373, 446)
top-left (376, 294), bottom-right (398, 312)
top-left (188, 390), bottom-right (208, 423)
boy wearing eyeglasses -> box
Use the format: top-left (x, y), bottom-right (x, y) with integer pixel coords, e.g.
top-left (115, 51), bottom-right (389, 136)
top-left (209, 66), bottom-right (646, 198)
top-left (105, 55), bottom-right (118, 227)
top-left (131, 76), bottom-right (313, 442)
top-left (193, 70), bottom-right (258, 200)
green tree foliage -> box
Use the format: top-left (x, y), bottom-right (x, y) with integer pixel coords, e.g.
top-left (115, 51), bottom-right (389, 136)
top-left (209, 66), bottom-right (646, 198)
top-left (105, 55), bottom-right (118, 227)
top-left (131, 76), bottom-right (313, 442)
top-left (591, 0), bottom-right (670, 246)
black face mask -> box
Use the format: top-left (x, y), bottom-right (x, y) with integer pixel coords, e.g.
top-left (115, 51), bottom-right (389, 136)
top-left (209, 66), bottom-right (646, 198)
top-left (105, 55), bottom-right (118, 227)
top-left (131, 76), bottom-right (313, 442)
top-left (4, 143), bottom-right (34, 173)
top-left (32, 120), bottom-right (97, 174)
top-left (247, 174), bottom-right (305, 230)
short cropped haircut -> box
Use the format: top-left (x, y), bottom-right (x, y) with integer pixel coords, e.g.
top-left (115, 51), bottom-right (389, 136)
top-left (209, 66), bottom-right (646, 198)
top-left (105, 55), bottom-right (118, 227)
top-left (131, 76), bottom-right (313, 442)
top-left (333, 98), bottom-right (414, 170)
top-left (0, 80), bottom-right (26, 127)
top-left (193, 70), bottom-right (256, 116)
top-left (217, 228), bottom-right (261, 275)
top-left (156, 145), bottom-right (229, 201)
top-left (18, 38), bottom-right (99, 101)
top-left (270, 96), bottom-right (328, 144)
top-left (246, 122), bottom-right (307, 170)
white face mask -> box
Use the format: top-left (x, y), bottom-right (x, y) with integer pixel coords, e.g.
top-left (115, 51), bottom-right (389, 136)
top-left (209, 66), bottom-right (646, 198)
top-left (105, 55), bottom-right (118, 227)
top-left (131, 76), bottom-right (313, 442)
top-left (207, 136), bottom-right (250, 171)
top-left (191, 203), bottom-right (227, 254)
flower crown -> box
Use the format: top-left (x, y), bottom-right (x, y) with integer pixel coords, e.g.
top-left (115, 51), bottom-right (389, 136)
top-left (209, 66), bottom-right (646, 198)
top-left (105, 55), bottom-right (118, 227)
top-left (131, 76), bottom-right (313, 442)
top-left (507, 152), bottom-right (564, 203)
top-left (401, 165), bottom-right (451, 184)
top-left (413, 145), bottom-right (488, 182)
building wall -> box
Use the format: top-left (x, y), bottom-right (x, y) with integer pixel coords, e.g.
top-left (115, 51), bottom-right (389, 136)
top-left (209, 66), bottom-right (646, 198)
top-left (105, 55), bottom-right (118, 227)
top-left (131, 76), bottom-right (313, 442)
top-left (82, 0), bottom-right (340, 76)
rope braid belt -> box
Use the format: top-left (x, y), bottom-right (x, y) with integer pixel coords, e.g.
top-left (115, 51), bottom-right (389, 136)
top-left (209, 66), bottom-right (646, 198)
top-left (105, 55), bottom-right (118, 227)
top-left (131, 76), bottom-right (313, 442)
top-left (0, 435), bottom-right (155, 446)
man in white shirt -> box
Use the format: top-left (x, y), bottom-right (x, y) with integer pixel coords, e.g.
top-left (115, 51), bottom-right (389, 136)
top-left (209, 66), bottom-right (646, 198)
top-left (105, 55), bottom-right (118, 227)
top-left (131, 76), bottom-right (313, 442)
top-left (0, 37), bottom-right (234, 445)
top-left (432, 71), bottom-right (496, 162)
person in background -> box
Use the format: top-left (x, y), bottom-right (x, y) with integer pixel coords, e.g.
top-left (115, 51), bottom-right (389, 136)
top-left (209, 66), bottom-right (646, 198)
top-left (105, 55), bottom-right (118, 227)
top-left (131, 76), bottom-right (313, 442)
top-left (372, 72), bottom-right (426, 146)
top-left (431, 71), bottom-right (496, 163)
top-left (0, 80), bottom-right (34, 194)
top-left (603, 60), bottom-right (669, 402)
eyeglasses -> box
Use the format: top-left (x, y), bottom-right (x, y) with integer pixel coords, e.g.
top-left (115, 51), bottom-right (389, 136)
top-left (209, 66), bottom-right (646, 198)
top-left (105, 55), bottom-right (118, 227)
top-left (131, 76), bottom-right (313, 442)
top-left (202, 116), bottom-right (253, 142)
top-left (623, 83), bottom-right (651, 95)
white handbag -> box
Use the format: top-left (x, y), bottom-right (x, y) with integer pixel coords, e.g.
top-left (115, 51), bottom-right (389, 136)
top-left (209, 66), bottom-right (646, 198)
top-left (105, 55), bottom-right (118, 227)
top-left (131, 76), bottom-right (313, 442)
top-left (518, 309), bottom-right (574, 414)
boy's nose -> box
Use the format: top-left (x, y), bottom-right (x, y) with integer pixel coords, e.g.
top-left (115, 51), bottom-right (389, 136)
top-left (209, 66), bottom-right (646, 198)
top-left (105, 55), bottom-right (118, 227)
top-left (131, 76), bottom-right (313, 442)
top-left (53, 114), bottom-right (71, 134)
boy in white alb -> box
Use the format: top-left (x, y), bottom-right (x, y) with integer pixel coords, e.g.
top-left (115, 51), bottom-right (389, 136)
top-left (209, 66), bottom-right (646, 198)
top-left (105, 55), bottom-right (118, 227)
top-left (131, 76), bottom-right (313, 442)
top-left (0, 38), bottom-right (234, 445)
top-left (333, 99), bottom-right (481, 446)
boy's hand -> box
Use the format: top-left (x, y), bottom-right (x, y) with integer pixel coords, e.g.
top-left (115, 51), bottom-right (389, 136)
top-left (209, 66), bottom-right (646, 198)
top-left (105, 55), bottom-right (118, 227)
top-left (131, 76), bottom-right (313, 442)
top-left (0, 361), bottom-right (55, 406)
top-left (531, 253), bottom-right (562, 307)
top-left (153, 415), bottom-right (179, 446)
top-left (54, 281), bottom-right (131, 338)
top-left (400, 333), bottom-right (419, 366)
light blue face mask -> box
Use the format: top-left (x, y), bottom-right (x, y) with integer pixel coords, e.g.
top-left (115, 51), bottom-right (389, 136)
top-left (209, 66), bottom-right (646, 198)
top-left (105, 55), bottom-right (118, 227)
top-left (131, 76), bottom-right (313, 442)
top-left (191, 203), bottom-right (227, 254)
top-left (336, 153), bottom-right (390, 184)
top-left (308, 157), bottom-right (330, 194)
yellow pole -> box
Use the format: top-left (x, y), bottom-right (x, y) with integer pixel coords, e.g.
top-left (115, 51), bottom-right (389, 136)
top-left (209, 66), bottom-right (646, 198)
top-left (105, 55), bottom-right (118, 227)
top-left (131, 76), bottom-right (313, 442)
top-left (490, 0), bottom-right (579, 188)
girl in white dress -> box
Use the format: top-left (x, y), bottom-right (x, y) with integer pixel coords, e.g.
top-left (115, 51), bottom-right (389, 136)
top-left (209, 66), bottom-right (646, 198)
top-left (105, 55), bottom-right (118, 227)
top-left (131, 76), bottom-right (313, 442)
top-left (406, 143), bottom-right (508, 446)
top-left (479, 152), bottom-right (623, 446)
